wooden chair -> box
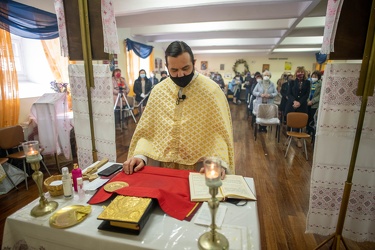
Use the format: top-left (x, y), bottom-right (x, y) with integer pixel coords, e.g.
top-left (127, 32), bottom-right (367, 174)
top-left (284, 112), bottom-right (310, 160)
top-left (0, 125), bottom-right (50, 190)
top-left (254, 104), bottom-right (280, 142)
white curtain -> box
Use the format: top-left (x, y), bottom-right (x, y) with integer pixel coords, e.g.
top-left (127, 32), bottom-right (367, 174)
top-left (68, 64), bottom-right (116, 169)
top-left (30, 93), bottom-right (71, 159)
top-left (306, 63), bottom-right (375, 242)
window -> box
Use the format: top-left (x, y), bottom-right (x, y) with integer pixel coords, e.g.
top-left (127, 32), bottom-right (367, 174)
top-left (11, 34), bottom-right (27, 81)
top-left (10, 34), bottom-right (54, 98)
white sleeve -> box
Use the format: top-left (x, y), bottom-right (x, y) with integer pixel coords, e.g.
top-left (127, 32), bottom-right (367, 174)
top-left (134, 155), bottom-right (148, 165)
top-left (221, 160), bottom-right (230, 174)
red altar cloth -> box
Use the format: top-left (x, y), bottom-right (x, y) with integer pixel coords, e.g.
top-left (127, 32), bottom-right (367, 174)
top-left (88, 166), bottom-right (198, 220)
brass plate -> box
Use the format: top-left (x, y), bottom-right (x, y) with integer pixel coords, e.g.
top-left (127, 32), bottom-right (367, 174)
top-left (49, 205), bottom-right (91, 229)
top-left (104, 181), bottom-right (129, 192)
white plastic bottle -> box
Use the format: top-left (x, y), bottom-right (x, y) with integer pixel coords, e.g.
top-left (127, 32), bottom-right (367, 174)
top-left (77, 177), bottom-right (85, 201)
top-left (62, 167), bottom-right (73, 199)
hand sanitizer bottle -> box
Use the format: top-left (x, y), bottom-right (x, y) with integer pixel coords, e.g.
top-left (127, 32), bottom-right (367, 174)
top-left (77, 177), bottom-right (85, 201)
top-left (72, 163), bottom-right (82, 192)
top-left (62, 167), bottom-right (73, 199)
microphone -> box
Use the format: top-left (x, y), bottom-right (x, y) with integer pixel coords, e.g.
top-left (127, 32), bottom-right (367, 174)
top-left (178, 88), bottom-right (186, 99)
top-left (176, 88), bottom-right (187, 105)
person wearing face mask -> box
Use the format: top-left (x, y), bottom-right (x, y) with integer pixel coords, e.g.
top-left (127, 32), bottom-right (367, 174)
top-left (235, 72), bottom-right (244, 83)
top-left (112, 68), bottom-right (131, 128)
top-left (134, 69), bottom-right (152, 113)
top-left (307, 70), bottom-right (322, 136)
top-left (232, 74), bottom-right (243, 104)
top-left (112, 68), bottom-right (130, 105)
top-left (248, 73), bottom-right (262, 121)
top-left (252, 70), bottom-right (278, 132)
top-left (247, 71), bottom-right (260, 107)
top-left (213, 73), bottom-right (225, 90)
top-left (123, 41), bottom-right (235, 177)
top-left (285, 66), bottom-right (311, 147)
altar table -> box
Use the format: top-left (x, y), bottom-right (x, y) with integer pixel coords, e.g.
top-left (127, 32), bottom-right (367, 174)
top-left (2, 172), bottom-right (260, 250)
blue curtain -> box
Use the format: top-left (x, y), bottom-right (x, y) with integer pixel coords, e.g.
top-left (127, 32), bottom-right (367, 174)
top-left (0, 0), bottom-right (58, 40)
top-left (126, 38), bottom-right (153, 59)
top-left (315, 52), bottom-right (327, 64)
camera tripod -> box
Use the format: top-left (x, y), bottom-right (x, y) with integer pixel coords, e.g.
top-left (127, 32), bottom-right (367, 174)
top-left (113, 89), bottom-right (137, 129)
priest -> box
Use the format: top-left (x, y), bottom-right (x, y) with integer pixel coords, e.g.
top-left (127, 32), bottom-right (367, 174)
top-left (123, 41), bottom-right (235, 177)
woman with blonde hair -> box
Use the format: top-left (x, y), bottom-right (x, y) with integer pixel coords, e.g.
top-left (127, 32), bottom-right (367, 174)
top-left (285, 66), bottom-right (311, 147)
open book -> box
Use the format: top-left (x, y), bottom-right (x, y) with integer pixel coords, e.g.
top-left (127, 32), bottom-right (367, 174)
top-left (189, 172), bottom-right (256, 202)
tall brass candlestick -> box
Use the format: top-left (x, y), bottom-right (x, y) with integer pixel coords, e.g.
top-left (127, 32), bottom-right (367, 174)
top-left (22, 141), bottom-right (58, 217)
top-left (198, 157), bottom-right (229, 250)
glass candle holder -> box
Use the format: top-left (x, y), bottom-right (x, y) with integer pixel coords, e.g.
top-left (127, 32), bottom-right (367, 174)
top-left (199, 157), bottom-right (229, 250)
top-left (22, 140), bottom-right (58, 216)
top-left (22, 141), bottom-right (41, 162)
top-left (204, 157), bottom-right (222, 188)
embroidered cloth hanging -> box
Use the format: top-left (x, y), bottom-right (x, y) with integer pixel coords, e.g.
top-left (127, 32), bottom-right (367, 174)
top-left (54, 0), bottom-right (119, 57)
top-left (306, 63), bottom-right (375, 242)
top-left (68, 64), bottom-right (116, 168)
top-left (320, 0), bottom-right (344, 54)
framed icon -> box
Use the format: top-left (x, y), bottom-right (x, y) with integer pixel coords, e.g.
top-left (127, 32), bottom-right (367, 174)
top-left (262, 64), bottom-right (270, 72)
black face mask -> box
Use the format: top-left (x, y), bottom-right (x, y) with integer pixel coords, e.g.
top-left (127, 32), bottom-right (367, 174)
top-left (170, 70), bottom-right (195, 88)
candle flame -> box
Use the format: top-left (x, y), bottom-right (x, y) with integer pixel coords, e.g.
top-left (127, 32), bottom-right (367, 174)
top-left (27, 149), bottom-right (38, 156)
top-left (206, 163), bottom-right (219, 179)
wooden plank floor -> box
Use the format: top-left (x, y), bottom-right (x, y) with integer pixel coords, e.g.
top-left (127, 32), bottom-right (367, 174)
top-left (1, 102), bottom-right (374, 249)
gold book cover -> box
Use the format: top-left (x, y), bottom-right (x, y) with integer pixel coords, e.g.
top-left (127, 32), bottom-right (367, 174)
top-left (97, 195), bottom-right (155, 235)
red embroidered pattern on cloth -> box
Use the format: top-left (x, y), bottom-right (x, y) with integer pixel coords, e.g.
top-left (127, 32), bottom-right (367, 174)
top-left (306, 63), bottom-right (375, 242)
top-left (310, 166), bottom-right (375, 215)
top-left (101, 0), bottom-right (120, 54)
top-left (69, 65), bottom-right (116, 169)
top-left (318, 65), bottom-right (375, 135)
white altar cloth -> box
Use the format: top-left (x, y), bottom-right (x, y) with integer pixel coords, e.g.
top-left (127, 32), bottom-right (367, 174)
top-left (30, 93), bottom-right (72, 159)
top-left (2, 169), bottom-right (260, 250)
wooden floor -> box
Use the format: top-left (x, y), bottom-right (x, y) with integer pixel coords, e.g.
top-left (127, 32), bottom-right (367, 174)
top-left (1, 102), bottom-right (374, 249)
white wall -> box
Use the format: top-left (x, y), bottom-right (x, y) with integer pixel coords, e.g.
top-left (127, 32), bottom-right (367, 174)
top-left (113, 32), bottom-right (317, 85)
top-left (193, 53), bottom-right (317, 84)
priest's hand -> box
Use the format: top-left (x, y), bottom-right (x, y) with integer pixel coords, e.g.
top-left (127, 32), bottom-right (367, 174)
top-left (123, 157), bottom-right (145, 174)
top-left (199, 167), bottom-right (226, 179)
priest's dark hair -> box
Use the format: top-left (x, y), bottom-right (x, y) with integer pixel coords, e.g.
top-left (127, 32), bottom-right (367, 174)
top-left (165, 41), bottom-right (195, 67)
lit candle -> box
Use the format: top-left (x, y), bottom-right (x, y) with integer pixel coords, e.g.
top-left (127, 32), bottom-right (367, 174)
top-left (22, 141), bottom-right (41, 162)
top-left (207, 164), bottom-right (219, 178)
top-left (204, 157), bottom-right (222, 187)
top-left (28, 149), bottom-right (38, 156)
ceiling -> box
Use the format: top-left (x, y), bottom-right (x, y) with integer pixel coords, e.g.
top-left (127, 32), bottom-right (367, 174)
top-left (113, 0), bottom-right (328, 55)
top-left (17, 0), bottom-right (328, 56)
